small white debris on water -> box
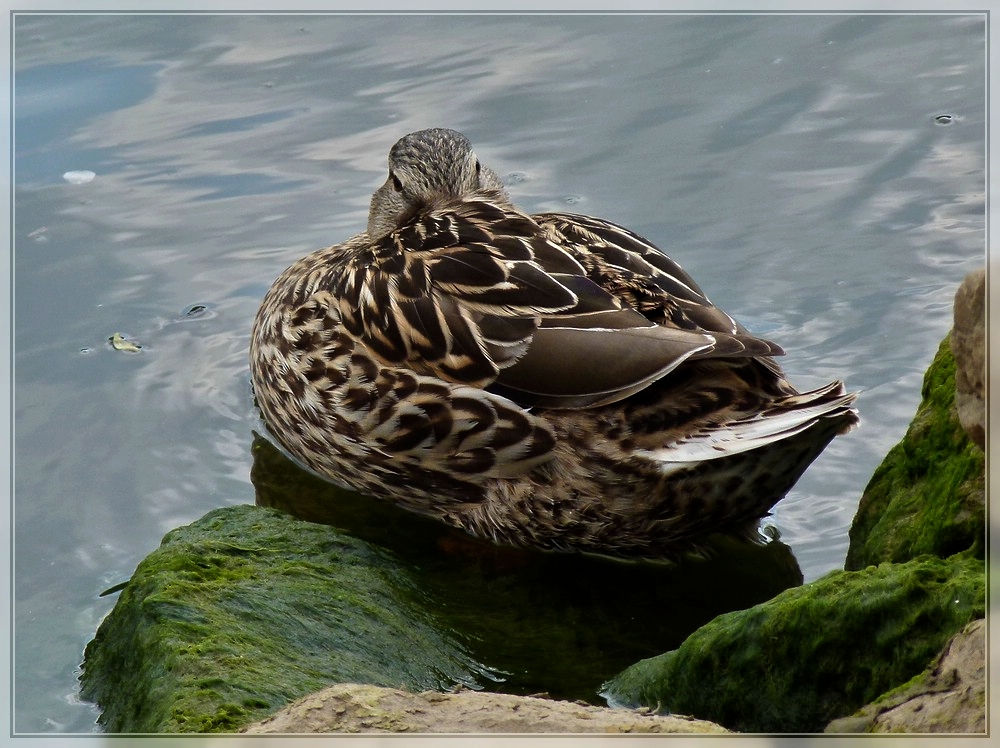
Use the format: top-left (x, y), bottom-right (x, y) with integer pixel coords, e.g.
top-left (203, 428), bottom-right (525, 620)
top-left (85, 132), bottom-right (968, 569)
top-left (63, 170), bottom-right (96, 185)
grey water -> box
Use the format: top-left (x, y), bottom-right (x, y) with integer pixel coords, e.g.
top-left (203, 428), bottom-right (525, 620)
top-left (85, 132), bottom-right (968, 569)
top-left (13, 12), bottom-right (984, 734)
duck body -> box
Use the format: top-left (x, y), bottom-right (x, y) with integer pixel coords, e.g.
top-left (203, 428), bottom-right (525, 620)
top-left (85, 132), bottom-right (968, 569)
top-left (250, 128), bottom-right (858, 560)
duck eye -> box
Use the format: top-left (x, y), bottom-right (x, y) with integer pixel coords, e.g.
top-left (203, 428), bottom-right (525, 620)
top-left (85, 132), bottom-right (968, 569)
top-left (390, 171), bottom-right (403, 192)
top-left (474, 159), bottom-right (482, 176)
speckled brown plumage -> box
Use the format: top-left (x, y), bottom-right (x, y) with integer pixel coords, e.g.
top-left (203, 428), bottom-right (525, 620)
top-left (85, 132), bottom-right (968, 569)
top-left (250, 128), bottom-right (858, 560)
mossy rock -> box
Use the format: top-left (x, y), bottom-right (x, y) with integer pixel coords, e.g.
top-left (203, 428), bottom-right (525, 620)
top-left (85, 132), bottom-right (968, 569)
top-left (846, 337), bottom-right (984, 569)
top-left (602, 553), bottom-right (984, 733)
top-left (825, 618), bottom-right (985, 733)
top-left (79, 505), bottom-right (492, 733)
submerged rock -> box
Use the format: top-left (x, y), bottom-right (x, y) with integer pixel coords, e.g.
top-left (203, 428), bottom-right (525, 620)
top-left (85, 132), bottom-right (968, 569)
top-left (244, 683), bottom-right (729, 734)
top-left (845, 335), bottom-right (985, 570)
top-left (601, 554), bottom-right (984, 734)
top-left (79, 505), bottom-right (493, 733)
top-left (826, 618), bottom-right (985, 734)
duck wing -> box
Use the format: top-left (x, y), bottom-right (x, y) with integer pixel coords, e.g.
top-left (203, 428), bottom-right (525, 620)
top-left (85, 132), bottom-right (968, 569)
top-left (333, 198), bottom-right (781, 412)
top-left (333, 198), bottom-right (575, 386)
top-left (533, 211), bottom-right (787, 380)
top-left (533, 213), bottom-right (748, 334)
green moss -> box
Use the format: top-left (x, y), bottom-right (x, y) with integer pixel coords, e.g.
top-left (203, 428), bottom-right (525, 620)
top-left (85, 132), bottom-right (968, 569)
top-left (80, 505), bottom-right (489, 733)
top-left (602, 554), bottom-right (984, 733)
top-left (825, 616), bottom-right (986, 733)
top-left (846, 337), bottom-right (984, 569)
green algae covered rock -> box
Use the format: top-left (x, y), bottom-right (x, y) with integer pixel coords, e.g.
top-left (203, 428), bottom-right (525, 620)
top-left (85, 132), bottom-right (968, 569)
top-left (846, 337), bottom-right (984, 570)
top-left (601, 553), bottom-right (984, 733)
top-left (79, 504), bottom-right (492, 733)
top-left (825, 618), bottom-right (985, 734)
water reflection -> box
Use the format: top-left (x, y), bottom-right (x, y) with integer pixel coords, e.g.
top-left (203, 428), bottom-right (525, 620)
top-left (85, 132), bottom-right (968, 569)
top-left (250, 432), bottom-right (803, 703)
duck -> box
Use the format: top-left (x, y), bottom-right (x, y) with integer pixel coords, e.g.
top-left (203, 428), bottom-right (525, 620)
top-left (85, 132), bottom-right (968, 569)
top-left (250, 127), bottom-right (858, 560)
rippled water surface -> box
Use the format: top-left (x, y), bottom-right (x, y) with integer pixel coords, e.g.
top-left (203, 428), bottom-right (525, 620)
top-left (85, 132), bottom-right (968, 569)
top-left (13, 12), bottom-right (984, 733)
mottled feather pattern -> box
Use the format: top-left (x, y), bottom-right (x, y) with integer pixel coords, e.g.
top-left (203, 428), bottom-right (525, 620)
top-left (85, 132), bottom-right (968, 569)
top-left (329, 198), bottom-right (579, 387)
top-left (253, 252), bottom-right (556, 494)
top-left (249, 128), bottom-right (859, 560)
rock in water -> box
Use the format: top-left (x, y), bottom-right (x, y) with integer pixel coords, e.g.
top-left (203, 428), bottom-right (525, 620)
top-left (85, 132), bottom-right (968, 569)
top-left (825, 618), bottom-right (985, 734)
top-left (845, 336), bottom-right (985, 569)
top-left (79, 505), bottom-right (493, 733)
top-left (244, 683), bottom-right (730, 734)
top-left (950, 268), bottom-right (985, 450)
top-left (601, 554), bottom-right (984, 733)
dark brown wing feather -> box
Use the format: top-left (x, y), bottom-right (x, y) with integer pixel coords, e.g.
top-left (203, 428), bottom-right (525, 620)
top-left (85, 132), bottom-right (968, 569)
top-left (534, 211), bottom-right (787, 378)
top-left (332, 200), bottom-right (576, 386)
top-left (330, 198), bottom-right (784, 411)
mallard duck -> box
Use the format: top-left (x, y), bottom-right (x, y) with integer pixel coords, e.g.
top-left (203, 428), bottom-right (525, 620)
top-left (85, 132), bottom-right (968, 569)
top-left (250, 127), bottom-right (858, 560)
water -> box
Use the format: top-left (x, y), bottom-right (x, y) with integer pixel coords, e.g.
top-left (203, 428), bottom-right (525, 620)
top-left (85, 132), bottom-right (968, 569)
top-left (12, 12), bottom-right (984, 735)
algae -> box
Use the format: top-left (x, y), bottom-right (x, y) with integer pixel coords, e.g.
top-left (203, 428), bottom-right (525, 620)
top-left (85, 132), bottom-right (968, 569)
top-left (79, 505), bottom-right (492, 733)
top-left (845, 337), bottom-right (984, 569)
top-left (602, 553), bottom-right (984, 733)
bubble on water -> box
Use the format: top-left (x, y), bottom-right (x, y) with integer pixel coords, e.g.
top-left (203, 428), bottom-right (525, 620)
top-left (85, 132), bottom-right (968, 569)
top-left (503, 171), bottom-right (529, 186)
top-left (176, 303), bottom-right (216, 322)
top-left (563, 194), bottom-right (584, 205)
top-left (933, 113), bottom-right (957, 126)
top-left (182, 303), bottom-right (209, 318)
top-left (63, 170), bottom-right (96, 185)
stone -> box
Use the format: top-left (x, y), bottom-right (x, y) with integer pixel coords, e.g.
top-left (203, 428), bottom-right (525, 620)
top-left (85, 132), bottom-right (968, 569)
top-left (601, 554), bottom-right (984, 733)
top-left (826, 618), bottom-right (985, 733)
top-left (79, 480), bottom-right (806, 734)
top-left (845, 336), bottom-right (985, 570)
top-left (244, 683), bottom-right (729, 734)
top-left (950, 268), bottom-right (985, 450)
top-left (79, 505), bottom-right (492, 733)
